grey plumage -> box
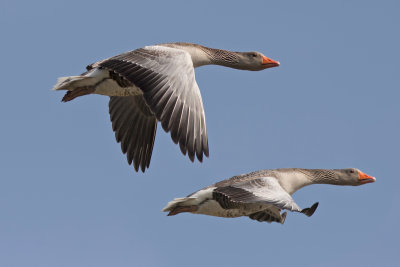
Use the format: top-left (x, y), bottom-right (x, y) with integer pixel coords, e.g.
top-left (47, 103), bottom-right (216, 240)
top-left (109, 96), bottom-right (157, 172)
top-left (53, 43), bottom-right (279, 172)
top-left (99, 52), bottom-right (208, 162)
top-left (163, 168), bottom-right (375, 224)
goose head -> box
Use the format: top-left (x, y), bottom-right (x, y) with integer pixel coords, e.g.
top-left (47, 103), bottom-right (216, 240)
top-left (334, 168), bottom-right (376, 186)
top-left (236, 51), bottom-right (280, 71)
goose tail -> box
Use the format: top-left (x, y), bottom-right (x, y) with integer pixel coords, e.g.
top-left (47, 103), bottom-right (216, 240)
top-left (162, 197), bottom-right (198, 216)
top-left (52, 71), bottom-right (100, 102)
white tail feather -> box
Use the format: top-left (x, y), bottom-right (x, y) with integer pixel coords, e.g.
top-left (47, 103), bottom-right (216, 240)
top-left (52, 76), bottom-right (92, 91)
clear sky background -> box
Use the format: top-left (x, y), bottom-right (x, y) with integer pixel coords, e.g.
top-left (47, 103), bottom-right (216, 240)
top-left (1, 0), bottom-right (399, 266)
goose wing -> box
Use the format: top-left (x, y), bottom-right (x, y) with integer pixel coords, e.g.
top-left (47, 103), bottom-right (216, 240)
top-left (214, 177), bottom-right (302, 212)
top-left (109, 96), bottom-right (157, 172)
top-left (97, 45), bottom-right (208, 162)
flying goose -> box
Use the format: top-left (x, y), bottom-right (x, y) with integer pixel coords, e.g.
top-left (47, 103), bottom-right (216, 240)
top-left (163, 168), bottom-right (376, 224)
top-left (53, 43), bottom-right (279, 172)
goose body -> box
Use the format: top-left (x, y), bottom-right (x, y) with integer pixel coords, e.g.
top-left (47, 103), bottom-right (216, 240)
top-left (163, 168), bottom-right (376, 224)
top-left (53, 43), bottom-right (279, 172)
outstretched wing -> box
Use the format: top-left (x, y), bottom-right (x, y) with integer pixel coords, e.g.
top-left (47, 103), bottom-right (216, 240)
top-left (109, 96), bottom-right (157, 172)
top-left (214, 177), bottom-right (302, 212)
top-left (98, 45), bottom-right (209, 162)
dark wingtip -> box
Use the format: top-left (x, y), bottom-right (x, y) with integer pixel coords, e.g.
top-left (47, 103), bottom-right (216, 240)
top-left (188, 151), bottom-right (195, 162)
top-left (204, 146), bottom-right (209, 157)
top-left (171, 131), bottom-right (179, 144)
top-left (301, 202), bottom-right (319, 217)
top-left (179, 142), bottom-right (187, 156)
top-left (133, 162), bottom-right (140, 172)
top-left (146, 159), bottom-right (151, 168)
top-left (280, 212), bottom-right (287, 224)
top-left (196, 152), bottom-right (203, 162)
top-left (136, 160), bottom-right (146, 173)
top-left (140, 161), bottom-right (147, 172)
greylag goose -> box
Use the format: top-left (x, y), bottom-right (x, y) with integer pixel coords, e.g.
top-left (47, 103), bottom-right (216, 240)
top-left (163, 168), bottom-right (376, 224)
top-left (53, 43), bottom-right (279, 172)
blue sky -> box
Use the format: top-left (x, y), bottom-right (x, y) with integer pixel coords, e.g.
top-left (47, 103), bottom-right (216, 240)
top-left (1, 0), bottom-right (399, 266)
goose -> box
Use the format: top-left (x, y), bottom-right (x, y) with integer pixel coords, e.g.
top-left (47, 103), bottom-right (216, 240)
top-left (53, 43), bottom-right (279, 172)
top-left (163, 168), bottom-right (376, 224)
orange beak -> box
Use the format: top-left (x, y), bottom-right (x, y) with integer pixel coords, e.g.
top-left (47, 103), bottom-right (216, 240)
top-left (358, 170), bottom-right (376, 184)
top-left (262, 55), bottom-right (280, 68)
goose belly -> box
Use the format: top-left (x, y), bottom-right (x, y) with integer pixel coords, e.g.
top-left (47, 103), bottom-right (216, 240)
top-left (87, 68), bottom-right (142, 97)
top-left (195, 200), bottom-right (269, 218)
top-left (70, 68), bottom-right (143, 96)
top-left (94, 78), bottom-right (142, 97)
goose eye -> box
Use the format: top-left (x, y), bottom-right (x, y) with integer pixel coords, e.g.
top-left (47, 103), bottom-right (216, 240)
top-left (350, 169), bottom-right (355, 174)
top-left (252, 53), bottom-right (257, 58)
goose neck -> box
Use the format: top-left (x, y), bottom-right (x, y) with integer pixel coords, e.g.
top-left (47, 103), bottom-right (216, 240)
top-left (200, 47), bottom-right (240, 68)
top-left (276, 170), bottom-right (314, 195)
top-left (180, 44), bottom-right (240, 68)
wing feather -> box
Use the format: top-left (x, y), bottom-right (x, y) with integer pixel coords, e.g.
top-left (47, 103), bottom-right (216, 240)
top-left (100, 45), bottom-right (208, 162)
top-left (109, 96), bottom-right (157, 172)
top-left (215, 177), bottom-right (302, 212)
